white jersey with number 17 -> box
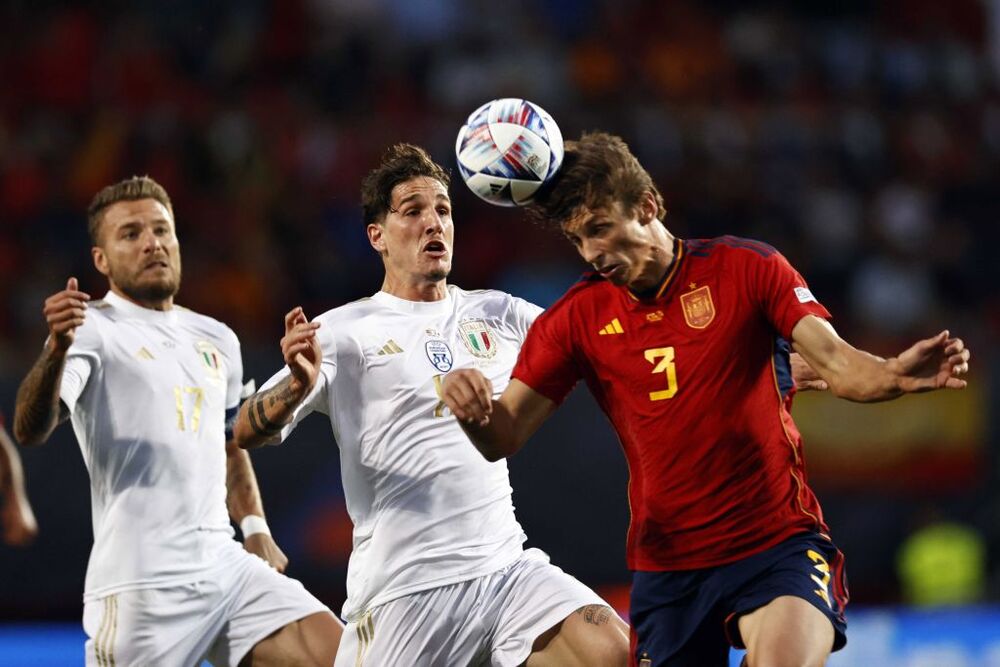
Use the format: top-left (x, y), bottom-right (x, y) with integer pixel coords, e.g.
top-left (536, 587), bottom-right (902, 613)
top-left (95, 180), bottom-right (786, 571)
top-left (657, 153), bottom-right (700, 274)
top-left (60, 290), bottom-right (243, 602)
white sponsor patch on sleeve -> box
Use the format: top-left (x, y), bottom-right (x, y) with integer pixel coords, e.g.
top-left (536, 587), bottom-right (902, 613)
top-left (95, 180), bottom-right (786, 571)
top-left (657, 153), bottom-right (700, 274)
top-left (794, 286), bottom-right (817, 304)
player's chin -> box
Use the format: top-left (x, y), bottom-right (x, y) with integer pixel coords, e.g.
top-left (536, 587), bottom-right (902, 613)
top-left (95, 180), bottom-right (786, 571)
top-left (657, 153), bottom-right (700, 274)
top-left (127, 275), bottom-right (180, 301)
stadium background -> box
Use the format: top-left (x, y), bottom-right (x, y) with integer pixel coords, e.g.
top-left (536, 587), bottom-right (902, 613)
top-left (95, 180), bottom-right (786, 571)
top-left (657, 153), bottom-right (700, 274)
top-left (0, 0), bottom-right (997, 664)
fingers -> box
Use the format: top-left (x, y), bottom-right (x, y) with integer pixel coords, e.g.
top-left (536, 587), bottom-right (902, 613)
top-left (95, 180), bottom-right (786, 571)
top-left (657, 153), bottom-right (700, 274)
top-left (281, 323), bottom-right (321, 362)
top-left (441, 371), bottom-right (493, 425)
top-left (284, 306), bottom-right (309, 333)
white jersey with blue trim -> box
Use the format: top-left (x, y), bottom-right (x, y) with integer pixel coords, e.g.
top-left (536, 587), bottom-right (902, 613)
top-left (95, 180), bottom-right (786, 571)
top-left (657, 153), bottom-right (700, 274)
top-left (60, 290), bottom-right (244, 601)
top-left (261, 285), bottom-right (543, 621)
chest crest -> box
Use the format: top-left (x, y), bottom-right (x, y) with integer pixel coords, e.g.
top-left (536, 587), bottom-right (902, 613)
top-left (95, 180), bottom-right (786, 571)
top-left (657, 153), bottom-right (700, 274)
top-left (679, 285), bottom-right (715, 329)
top-left (194, 340), bottom-right (223, 379)
top-left (458, 318), bottom-right (498, 359)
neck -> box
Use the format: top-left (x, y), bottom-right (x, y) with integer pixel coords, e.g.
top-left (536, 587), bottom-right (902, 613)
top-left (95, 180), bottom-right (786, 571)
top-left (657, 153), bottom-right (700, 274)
top-left (380, 274), bottom-right (448, 302)
top-left (110, 284), bottom-right (174, 311)
top-left (627, 223), bottom-right (676, 293)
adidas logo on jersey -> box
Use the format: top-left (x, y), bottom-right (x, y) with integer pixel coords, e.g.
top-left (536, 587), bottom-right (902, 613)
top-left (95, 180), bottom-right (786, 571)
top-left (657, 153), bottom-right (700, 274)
top-left (598, 318), bottom-right (624, 335)
top-left (377, 340), bottom-right (403, 355)
top-left (136, 347), bottom-right (155, 360)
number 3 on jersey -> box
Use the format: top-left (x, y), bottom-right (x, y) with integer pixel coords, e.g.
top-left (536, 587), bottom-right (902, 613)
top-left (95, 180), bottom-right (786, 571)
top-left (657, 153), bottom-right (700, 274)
top-left (644, 347), bottom-right (678, 400)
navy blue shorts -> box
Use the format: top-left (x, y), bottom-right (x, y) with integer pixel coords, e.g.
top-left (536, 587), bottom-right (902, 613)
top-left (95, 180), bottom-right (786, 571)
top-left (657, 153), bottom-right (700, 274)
top-left (630, 532), bottom-right (849, 667)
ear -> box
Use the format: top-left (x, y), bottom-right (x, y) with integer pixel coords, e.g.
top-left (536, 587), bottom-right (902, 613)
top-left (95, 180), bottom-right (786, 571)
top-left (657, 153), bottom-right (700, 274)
top-left (92, 246), bottom-right (110, 277)
top-left (367, 222), bottom-right (386, 254)
top-left (637, 190), bottom-right (658, 226)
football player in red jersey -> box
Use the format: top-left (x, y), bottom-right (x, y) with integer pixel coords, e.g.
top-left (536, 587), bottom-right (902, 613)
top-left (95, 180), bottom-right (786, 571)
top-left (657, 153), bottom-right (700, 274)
top-left (441, 132), bottom-right (971, 667)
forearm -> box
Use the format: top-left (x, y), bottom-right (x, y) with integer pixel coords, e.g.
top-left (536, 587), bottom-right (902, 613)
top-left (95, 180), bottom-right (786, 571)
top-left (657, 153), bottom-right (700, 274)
top-left (233, 376), bottom-right (304, 449)
top-left (225, 441), bottom-right (265, 521)
top-left (797, 340), bottom-right (901, 403)
top-left (14, 346), bottom-right (67, 445)
top-left (459, 400), bottom-right (525, 462)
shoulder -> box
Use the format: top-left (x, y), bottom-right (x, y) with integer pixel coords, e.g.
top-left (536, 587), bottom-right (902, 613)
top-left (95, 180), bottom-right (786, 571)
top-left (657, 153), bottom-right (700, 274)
top-left (312, 296), bottom-right (378, 328)
top-left (450, 285), bottom-right (533, 316)
top-left (685, 236), bottom-right (780, 261)
top-left (177, 306), bottom-right (241, 352)
top-left (530, 272), bottom-right (606, 328)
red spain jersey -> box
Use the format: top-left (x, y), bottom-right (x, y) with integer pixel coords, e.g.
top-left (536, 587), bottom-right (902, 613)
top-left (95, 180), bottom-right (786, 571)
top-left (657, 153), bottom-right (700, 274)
top-left (513, 236), bottom-right (833, 571)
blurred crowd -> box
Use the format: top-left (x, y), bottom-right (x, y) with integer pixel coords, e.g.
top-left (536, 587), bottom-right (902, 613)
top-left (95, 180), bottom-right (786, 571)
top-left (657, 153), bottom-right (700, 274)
top-left (0, 0), bottom-right (997, 608)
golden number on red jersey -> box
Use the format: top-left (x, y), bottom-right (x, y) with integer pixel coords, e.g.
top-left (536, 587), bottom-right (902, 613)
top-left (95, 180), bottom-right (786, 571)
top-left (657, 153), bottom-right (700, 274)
top-left (644, 347), bottom-right (678, 400)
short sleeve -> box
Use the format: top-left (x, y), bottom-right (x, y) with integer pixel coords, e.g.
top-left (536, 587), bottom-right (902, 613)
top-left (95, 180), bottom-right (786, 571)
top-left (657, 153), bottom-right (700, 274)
top-left (505, 295), bottom-right (544, 343)
top-left (511, 306), bottom-right (581, 405)
top-left (59, 318), bottom-right (103, 414)
top-left (257, 327), bottom-right (337, 445)
top-left (748, 250), bottom-right (832, 340)
top-left (222, 328), bottom-right (244, 411)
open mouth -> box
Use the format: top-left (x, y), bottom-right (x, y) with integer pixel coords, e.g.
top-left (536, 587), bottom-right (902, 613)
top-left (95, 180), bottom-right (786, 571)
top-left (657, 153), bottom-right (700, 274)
top-left (423, 240), bottom-right (447, 256)
top-left (598, 264), bottom-right (621, 279)
top-left (144, 260), bottom-right (170, 271)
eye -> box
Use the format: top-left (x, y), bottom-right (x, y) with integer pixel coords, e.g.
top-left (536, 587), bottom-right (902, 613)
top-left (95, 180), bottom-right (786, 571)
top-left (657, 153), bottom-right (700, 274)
top-left (154, 226), bottom-right (169, 236)
top-left (405, 208), bottom-right (420, 217)
top-left (437, 206), bottom-right (451, 217)
top-left (123, 230), bottom-right (139, 240)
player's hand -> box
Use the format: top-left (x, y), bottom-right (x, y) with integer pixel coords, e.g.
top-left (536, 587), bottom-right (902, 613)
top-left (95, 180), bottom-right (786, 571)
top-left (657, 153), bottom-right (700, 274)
top-left (1, 493), bottom-right (38, 547)
top-left (44, 277), bottom-right (90, 354)
top-left (790, 352), bottom-right (828, 392)
top-left (893, 330), bottom-right (970, 392)
top-left (243, 533), bottom-right (289, 573)
top-left (441, 369), bottom-right (494, 427)
top-left (280, 307), bottom-right (322, 398)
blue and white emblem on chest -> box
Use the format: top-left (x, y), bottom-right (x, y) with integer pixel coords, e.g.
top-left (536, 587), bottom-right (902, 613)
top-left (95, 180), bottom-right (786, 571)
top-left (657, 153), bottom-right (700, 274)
top-left (425, 339), bottom-right (453, 372)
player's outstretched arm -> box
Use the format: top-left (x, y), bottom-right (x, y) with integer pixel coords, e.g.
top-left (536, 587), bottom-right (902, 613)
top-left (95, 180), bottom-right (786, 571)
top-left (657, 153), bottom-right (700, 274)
top-left (789, 352), bottom-right (828, 391)
top-left (14, 277), bottom-right (90, 445)
top-left (441, 372), bottom-right (556, 461)
top-left (0, 423), bottom-right (38, 546)
top-left (225, 441), bottom-right (288, 571)
top-left (790, 315), bottom-right (970, 403)
top-left (234, 307), bottom-right (321, 449)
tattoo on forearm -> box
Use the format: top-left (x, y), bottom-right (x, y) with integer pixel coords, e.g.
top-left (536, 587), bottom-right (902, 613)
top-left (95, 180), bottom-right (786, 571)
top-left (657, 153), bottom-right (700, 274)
top-left (14, 349), bottom-right (65, 443)
top-left (247, 395), bottom-right (283, 437)
top-left (266, 380), bottom-right (299, 410)
top-left (576, 605), bottom-right (613, 626)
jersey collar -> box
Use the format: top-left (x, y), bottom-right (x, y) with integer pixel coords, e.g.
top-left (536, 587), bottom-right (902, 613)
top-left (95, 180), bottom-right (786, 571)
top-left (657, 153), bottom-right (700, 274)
top-left (626, 237), bottom-right (685, 302)
top-left (103, 290), bottom-right (179, 324)
top-left (372, 286), bottom-right (454, 315)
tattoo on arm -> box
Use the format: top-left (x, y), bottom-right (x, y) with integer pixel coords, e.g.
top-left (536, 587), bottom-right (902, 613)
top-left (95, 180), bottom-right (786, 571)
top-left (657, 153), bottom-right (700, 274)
top-left (246, 377), bottom-right (300, 437)
top-left (14, 348), bottom-right (67, 444)
top-left (576, 605), bottom-right (613, 626)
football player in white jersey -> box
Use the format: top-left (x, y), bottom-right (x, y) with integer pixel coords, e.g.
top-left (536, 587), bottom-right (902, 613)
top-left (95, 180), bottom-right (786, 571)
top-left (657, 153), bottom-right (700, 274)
top-left (0, 414), bottom-right (37, 546)
top-left (13, 176), bottom-right (342, 666)
top-left (234, 144), bottom-right (631, 666)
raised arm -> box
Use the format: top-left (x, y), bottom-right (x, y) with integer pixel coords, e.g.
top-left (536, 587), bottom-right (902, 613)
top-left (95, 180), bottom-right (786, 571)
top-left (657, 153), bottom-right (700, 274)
top-left (233, 307), bottom-right (321, 449)
top-left (790, 315), bottom-right (970, 402)
top-left (440, 371), bottom-right (556, 461)
top-left (225, 440), bottom-right (288, 571)
top-left (14, 278), bottom-right (90, 445)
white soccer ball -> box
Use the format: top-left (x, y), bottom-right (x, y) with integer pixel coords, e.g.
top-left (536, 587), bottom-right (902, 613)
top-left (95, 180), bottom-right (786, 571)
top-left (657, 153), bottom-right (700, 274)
top-left (455, 98), bottom-right (564, 207)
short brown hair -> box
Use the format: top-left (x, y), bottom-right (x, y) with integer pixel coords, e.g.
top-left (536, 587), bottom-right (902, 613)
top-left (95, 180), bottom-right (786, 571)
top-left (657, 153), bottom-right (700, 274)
top-left (528, 132), bottom-right (665, 229)
top-left (87, 176), bottom-right (174, 245)
top-left (361, 143), bottom-right (451, 225)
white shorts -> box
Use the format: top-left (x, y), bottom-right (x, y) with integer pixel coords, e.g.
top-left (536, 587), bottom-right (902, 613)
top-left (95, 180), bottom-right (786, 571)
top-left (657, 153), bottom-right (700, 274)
top-left (83, 548), bottom-right (332, 667)
top-left (335, 548), bottom-right (608, 667)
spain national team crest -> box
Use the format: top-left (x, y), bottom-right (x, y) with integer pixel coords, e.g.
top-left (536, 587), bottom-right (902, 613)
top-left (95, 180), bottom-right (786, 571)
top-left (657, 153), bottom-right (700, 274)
top-left (425, 339), bottom-right (454, 372)
top-left (195, 340), bottom-right (223, 378)
top-left (458, 319), bottom-right (497, 359)
top-left (680, 285), bottom-right (715, 329)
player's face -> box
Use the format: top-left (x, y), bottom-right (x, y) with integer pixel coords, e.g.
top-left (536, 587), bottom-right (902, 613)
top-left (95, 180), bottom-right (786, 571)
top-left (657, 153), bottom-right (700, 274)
top-left (91, 198), bottom-right (182, 308)
top-left (371, 176), bottom-right (454, 283)
top-left (562, 199), bottom-right (660, 289)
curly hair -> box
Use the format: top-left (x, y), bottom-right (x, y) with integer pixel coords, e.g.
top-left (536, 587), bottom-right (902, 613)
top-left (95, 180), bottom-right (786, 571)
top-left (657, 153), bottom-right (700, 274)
top-left (527, 132), bottom-right (665, 229)
top-left (87, 175), bottom-right (174, 245)
top-left (361, 143), bottom-right (451, 225)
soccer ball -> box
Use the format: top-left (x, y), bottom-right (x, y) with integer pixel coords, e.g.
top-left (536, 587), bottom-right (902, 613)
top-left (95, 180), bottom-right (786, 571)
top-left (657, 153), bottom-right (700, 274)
top-left (455, 98), bottom-right (564, 207)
